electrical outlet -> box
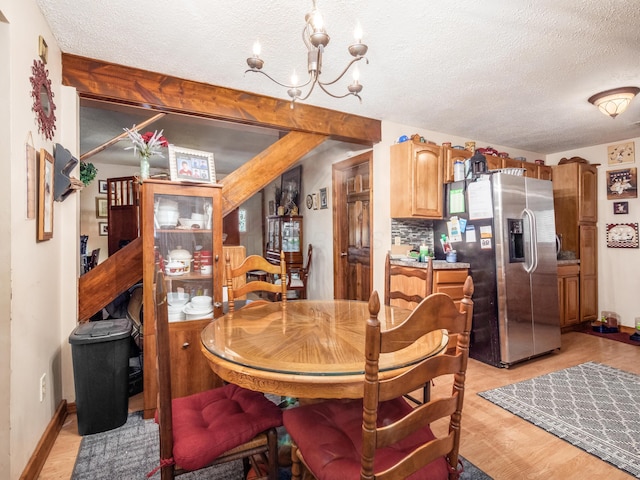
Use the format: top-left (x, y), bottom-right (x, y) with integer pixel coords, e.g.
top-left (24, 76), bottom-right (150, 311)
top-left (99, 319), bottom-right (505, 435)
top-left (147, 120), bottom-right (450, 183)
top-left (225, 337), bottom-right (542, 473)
top-left (40, 373), bottom-right (46, 402)
top-left (394, 236), bottom-right (401, 245)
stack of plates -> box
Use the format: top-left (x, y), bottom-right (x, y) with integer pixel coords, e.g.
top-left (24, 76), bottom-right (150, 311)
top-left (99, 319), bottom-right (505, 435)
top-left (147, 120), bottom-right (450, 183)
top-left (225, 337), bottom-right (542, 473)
top-left (168, 304), bottom-right (186, 322)
top-left (183, 302), bottom-right (213, 320)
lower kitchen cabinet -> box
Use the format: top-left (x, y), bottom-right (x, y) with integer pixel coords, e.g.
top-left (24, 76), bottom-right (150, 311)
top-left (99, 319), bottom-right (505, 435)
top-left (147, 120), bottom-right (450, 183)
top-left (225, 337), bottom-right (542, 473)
top-left (433, 268), bottom-right (469, 309)
top-left (557, 263), bottom-right (580, 328)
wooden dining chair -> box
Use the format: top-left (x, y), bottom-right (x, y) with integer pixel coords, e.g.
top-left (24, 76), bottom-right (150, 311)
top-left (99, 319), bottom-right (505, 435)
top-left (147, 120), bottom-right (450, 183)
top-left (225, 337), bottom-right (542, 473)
top-left (274, 244), bottom-right (313, 299)
top-left (225, 251), bottom-right (287, 312)
top-left (384, 251), bottom-right (434, 405)
top-left (283, 277), bottom-right (474, 480)
top-left (152, 269), bottom-right (283, 480)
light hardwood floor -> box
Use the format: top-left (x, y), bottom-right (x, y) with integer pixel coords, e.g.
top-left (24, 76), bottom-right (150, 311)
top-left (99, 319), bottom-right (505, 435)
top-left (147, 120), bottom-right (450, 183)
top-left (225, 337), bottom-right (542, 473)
top-left (39, 331), bottom-right (638, 479)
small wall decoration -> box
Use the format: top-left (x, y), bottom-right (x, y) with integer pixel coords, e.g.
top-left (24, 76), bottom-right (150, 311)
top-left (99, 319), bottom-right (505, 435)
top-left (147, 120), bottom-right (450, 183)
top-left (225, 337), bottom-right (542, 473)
top-left (98, 180), bottom-right (108, 194)
top-left (168, 145), bottom-right (215, 183)
top-left (98, 222), bottom-right (108, 236)
top-left (95, 197), bottom-right (108, 218)
top-left (29, 59), bottom-right (56, 141)
top-left (606, 223), bottom-right (639, 248)
top-left (606, 167), bottom-right (637, 199)
top-left (319, 187), bottom-right (328, 209)
top-left (607, 141), bottom-right (635, 165)
top-left (313, 193), bottom-right (319, 210)
top-left (26, 135), bottom-right (37, 219)
top-left (613, 201), bottom-right (629, 214)
top-left (268, 200), bottom-right (275, 216)
top-left (37, 148), bottom-right (54, 241)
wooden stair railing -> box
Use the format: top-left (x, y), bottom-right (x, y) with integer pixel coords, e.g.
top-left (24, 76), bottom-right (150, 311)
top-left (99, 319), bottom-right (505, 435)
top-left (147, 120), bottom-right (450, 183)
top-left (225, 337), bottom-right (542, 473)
top-left (78, 236), bottom-right (143, 323)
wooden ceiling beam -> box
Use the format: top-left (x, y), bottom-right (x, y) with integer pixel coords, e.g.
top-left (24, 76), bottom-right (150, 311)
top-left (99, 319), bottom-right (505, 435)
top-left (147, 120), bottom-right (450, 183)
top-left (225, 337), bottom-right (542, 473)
top-left (62, 54), bottom-right (380, 146)
top-left (220, 131), bottom-right (327, 216)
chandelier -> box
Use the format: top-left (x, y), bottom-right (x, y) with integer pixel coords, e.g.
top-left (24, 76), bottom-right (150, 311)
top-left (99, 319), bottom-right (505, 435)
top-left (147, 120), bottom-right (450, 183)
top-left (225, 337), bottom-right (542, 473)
top-left (245, 1), bottom-right (368, 107)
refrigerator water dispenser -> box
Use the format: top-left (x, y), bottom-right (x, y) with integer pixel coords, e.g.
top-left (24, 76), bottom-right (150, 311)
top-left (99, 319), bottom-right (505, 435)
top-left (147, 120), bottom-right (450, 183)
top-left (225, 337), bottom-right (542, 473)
top-left (508, 218), bottom-right (524, 263)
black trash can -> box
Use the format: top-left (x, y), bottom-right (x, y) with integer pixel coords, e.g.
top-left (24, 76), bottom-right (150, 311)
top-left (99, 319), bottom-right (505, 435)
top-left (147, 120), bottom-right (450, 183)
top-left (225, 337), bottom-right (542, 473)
top-left (69, 318), bottom-right (132, 435)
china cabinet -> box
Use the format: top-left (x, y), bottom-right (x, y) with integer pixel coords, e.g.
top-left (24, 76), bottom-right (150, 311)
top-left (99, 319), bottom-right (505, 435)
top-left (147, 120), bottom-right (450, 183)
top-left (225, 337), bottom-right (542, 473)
top-left (141, 179), bottom-right (224, 418)
top-left (266, 215), bottom-right (304, 270)
top-left (390, 141), bottom-right (444, 219)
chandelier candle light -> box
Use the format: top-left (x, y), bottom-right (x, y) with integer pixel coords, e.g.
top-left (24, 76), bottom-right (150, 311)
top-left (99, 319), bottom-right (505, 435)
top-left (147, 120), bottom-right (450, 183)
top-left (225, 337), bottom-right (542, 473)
top-left (246, 0), bottom-right (368, 107)
top-left (124, 127), bottom-right (169, 181)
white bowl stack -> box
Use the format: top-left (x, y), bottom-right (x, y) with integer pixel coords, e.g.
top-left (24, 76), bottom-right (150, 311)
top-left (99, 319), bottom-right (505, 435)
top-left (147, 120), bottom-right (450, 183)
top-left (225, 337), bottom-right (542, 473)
top-left (156, 199), bottom-right (180, 228)
top-left (183, 295), bottom-right (213, 320)
top-left (167, 291), bottom-right (189, 322)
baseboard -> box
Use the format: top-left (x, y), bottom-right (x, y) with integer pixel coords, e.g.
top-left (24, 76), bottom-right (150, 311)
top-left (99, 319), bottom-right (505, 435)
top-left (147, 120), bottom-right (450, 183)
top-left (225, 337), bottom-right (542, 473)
top-left (19, 399), bottom-right (68, 480)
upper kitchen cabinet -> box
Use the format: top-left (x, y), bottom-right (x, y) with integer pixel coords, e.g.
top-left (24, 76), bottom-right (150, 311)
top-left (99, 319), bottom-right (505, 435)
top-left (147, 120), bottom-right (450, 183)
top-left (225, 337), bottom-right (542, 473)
top-left (443, 146), bottom-right (472, 183)
top-left (552, 161), bottom-right (598, 252)
top-left (390, 141), bottom-right (444, 219)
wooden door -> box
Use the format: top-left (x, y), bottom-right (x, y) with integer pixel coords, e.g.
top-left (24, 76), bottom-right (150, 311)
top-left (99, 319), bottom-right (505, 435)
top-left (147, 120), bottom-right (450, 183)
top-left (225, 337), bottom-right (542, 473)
top-left (333, 152), bottom-right (372, 300)
top-left (107, 177), bottom-right (140, 255)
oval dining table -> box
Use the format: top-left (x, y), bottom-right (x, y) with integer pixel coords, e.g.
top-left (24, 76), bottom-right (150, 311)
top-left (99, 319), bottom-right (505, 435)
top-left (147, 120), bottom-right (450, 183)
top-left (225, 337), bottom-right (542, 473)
top-left (200, 299), bottom-right (448, 399)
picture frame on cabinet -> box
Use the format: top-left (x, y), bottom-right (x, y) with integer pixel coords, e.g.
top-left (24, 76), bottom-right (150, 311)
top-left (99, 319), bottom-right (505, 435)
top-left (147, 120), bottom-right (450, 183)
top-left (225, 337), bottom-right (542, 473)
top-left (606, 223), bottom-right (639, 248)
top-left (607, 142), bottom-right (635, 165)
top-left (37, 148), bottom-right (54, 241)
top-left (168, 145), bottom-right (216, 184)
top-left (613, 201), bottom-right (628, 215)
top-left (99, 222), bottom-right (108, 236)
top-left (606, 168), bottom-right (637, 200)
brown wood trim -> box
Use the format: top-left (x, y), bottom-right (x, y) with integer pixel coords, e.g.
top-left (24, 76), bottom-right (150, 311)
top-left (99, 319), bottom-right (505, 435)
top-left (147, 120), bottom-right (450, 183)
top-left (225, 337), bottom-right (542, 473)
top-left (19, 400), bottom-right (68, 480)
top-left (221, 131), bottom-right (327, 216)
top-left (62, 54), bottom-right (381, 146)
top-left (78, 236), bottom-right (143, 322)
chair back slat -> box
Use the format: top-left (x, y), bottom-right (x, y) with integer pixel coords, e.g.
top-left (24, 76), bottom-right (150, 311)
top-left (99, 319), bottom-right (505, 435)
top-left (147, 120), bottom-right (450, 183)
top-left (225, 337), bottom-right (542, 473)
top-left (225, 251), bottom-right (287, 312)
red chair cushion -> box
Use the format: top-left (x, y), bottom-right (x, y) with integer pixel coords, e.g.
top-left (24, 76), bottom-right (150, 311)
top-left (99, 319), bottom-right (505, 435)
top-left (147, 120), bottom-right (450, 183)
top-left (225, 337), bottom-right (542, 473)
top-left (283, 397), bottom-right (449, 480)
top-left (167, 384), bottom-right (283, 471)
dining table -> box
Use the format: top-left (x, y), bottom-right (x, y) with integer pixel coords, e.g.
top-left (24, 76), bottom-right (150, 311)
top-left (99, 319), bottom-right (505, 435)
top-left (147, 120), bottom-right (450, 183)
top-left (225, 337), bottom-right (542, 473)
top-left (200, 299), bottom-right (448, 399)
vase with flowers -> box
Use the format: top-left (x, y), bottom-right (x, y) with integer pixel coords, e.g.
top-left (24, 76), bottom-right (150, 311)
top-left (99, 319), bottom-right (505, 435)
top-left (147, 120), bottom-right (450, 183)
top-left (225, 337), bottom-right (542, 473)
top-left (124, 127), bottom-right (169, 181)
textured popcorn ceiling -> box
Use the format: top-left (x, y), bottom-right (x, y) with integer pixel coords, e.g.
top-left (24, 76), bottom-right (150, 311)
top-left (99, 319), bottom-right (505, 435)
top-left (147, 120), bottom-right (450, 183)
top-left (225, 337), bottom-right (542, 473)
top-left (36, 0), bottom-right (640, 164)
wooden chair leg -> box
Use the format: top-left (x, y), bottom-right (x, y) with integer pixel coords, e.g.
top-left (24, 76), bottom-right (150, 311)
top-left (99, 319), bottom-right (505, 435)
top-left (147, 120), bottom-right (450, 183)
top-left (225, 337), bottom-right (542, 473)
top-left (290, 441), bottom-right (302, 480)
top-left (267, 428), bottom-right (278, 480)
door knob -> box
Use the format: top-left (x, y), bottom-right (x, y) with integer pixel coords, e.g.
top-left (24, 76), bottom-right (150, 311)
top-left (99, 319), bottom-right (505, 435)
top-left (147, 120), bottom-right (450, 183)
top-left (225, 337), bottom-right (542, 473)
top-left (182, 342), bottom-right (190, 349)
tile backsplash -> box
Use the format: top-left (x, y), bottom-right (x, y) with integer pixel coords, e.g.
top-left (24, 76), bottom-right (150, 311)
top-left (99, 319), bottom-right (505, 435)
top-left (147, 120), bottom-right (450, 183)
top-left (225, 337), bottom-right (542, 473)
top-left (391, 219), bottom-right (434, 251)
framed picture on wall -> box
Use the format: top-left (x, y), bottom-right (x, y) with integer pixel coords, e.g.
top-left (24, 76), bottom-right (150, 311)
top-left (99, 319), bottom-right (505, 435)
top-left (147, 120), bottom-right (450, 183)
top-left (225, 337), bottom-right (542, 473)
top-left (606, 168), bottom-right (637, 200)
top-left (607, 142), bottom-right (635, 165)
top-left (37, 148), bottom-right (55, 241)
top-left (613, 201), bottom-right (628, 215)
top-left (606, 223), bottom-right (639, 248)
top-left (98, 179), bottom-right (108, 194)
top-left (319, 187), bottom-right (328, 209)
top-left (281, 165), bottom-right (302, 214)
top-left (95, 197), bottom-right (108, 218)
top-left (98, 222), bottom-right (108, 236)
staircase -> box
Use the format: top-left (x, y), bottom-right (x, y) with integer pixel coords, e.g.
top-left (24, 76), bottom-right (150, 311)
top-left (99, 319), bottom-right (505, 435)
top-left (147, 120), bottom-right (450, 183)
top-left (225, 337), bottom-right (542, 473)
top-left (78, 236), bottom-right (143, 322)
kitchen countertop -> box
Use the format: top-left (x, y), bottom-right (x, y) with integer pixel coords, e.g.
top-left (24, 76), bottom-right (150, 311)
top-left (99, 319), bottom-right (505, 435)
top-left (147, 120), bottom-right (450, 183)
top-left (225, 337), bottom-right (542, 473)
top-left (390, 259), bottom-right (470, 270)
top-left (557, 259), bottom-right (580, 265)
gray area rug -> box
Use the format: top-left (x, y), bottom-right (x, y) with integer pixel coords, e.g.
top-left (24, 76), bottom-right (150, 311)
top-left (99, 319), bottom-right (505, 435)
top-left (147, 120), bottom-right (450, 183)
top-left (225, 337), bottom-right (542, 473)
top-left (72, 410), bottom-right (491, 479)
top-left (478, 362), bottom-right (640, 478)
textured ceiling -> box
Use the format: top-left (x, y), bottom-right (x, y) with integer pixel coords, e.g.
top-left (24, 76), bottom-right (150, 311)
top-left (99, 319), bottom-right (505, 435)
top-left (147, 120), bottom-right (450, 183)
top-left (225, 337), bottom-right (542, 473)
top-left (37, 0), bottom-right (640, 168)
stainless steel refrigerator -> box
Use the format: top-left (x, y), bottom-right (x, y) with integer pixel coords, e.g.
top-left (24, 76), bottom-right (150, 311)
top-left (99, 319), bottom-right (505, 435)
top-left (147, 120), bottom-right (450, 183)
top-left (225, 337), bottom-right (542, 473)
top-left (435, 172), bottom-right (561, 367)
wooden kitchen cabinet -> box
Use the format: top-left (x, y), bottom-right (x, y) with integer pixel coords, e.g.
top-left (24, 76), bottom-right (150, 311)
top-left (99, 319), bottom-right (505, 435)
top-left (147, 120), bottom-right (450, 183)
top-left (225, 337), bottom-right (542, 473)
top-left (390, 141), bottom-right (444, 219)
top-left (538, 165), bottom-right (553, 180)
top-left (141, 180), bottom-right (224, 418)
top-left (443, 146), bottom-right (472, 183)
top-left (557, 263), bottom-right (580, 327)
top-left (552, 160), bottom-right (598, 323)
top-left (433, 268), bottom-right (469, 308)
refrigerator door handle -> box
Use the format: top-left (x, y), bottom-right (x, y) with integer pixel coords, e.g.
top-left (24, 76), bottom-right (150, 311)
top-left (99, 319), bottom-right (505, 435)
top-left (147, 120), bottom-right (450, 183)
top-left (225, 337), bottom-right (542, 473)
top-left (523, 208), bottom-right (538, 273)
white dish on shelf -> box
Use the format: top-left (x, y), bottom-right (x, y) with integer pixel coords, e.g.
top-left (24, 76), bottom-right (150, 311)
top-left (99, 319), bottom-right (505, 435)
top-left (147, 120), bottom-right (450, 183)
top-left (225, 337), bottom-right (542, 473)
top-left (183, 302), bottom-right (213, 316)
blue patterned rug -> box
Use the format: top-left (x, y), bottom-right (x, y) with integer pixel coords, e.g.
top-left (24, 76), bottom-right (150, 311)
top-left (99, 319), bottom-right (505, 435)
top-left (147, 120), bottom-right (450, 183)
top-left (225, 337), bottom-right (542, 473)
top-left (478, 362), bottom-right (640, 478)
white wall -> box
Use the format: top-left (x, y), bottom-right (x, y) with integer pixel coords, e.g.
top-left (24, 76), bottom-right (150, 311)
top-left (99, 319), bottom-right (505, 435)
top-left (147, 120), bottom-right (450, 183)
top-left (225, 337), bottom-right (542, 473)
top-left (547, 137), bottom-right (640, 328)
top-left (79, 161), bottom-right (141, 263)
top-left (1, 0), bottom-right (79, 477)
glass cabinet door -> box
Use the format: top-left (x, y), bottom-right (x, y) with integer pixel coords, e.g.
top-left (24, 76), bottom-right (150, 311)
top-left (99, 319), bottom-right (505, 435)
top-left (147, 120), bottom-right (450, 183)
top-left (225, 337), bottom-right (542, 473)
top-left (150, 188), bottom-right (220, 322)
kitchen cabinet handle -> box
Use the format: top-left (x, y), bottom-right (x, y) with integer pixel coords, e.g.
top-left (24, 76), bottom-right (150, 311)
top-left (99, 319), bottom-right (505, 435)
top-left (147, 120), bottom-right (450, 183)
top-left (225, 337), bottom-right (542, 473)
top-left (340, 252), bottom-right (347, 257)
top-left (214, 302), bottom-right (223, 308)
top-left (182, 342), bottom-right (190, 349)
